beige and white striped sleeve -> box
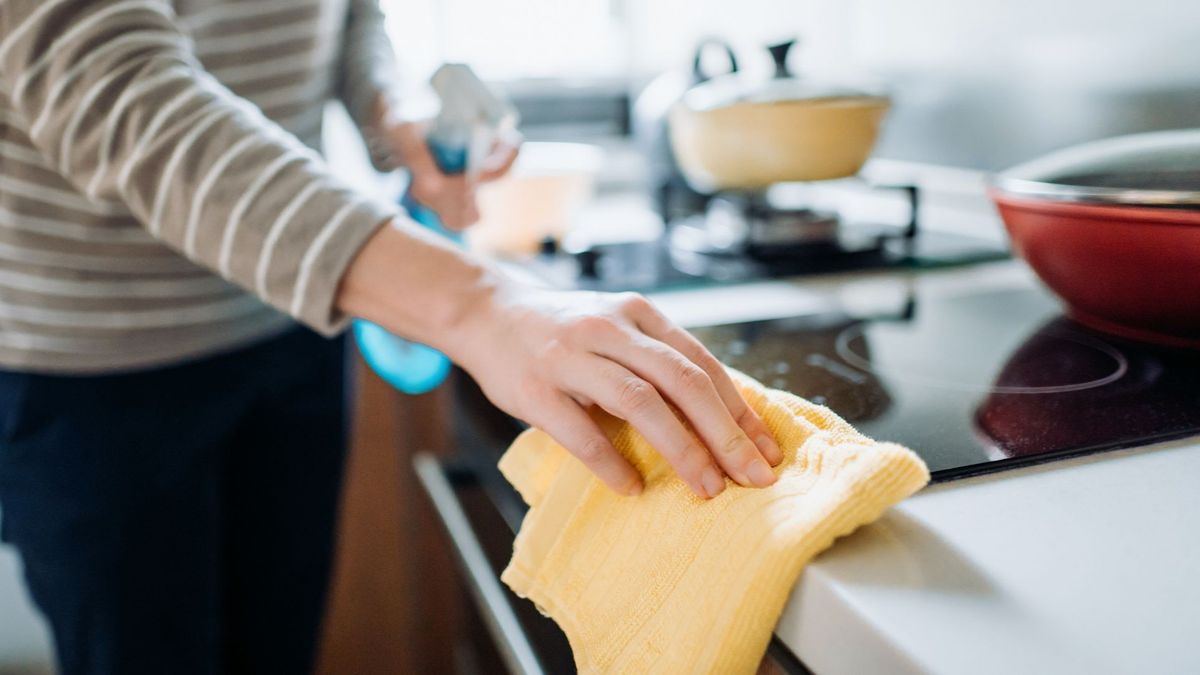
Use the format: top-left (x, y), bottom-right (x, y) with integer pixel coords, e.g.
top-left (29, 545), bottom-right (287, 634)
top-left (0, 0), bottom-right (398, 335)
top-left (337, 0), bottom-right (400, 139)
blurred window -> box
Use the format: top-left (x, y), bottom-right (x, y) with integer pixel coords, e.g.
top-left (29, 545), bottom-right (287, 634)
top-left (380, 0), bottom-right (628, 82)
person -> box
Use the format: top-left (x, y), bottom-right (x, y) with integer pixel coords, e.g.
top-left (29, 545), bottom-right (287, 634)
top-left (0, 1), bottom-right (782, 673)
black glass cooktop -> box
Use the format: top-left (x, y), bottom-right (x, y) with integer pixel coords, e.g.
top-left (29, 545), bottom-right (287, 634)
top-left (690, 286), bottom-right (1200, 481)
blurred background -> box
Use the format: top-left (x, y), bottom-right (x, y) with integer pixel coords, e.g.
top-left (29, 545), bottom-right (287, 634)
top-left (382, 0), bottom-right (1200, 168)
top-left (1, 0), bottom-right (1198, 672)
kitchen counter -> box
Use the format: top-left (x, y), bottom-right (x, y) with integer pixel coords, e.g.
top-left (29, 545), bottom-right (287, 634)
top-left (645, 260), bottom-right (1200, 674)
top-left (776, 435), bottom-right (1199, 675)
top-left (420, 142), bottom-right (1196, 671)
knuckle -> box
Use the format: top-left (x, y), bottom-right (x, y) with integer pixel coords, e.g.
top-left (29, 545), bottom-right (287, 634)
top-left (676, 445), bottom-right (708, 470)
top-left (677, 334), bottom-right (719, 368)
top-left (693, 347), bottom-right (723, 372)
top-left (672, 359), bottom-right (710, 394)
top-left (568, 315), bottom-right (617, 341)
top-left (618, 292), bottom-right (652, 314)
top-left (575, 436), bottom-right (610, 462)
top-left (616, 378), bottom-right (655, 414)
top-left (538, 337), bottom-right (571, 364)
top-left (515, 377), bottom-right (550, 410)
top-left (721, 433), bottom-right (749, 457)
top-left (733, 407), bottom-right (757, 430)
top-left (677, 453), bottom-right (714, 484)
top-left (733, 402), bottom-right (758, 426)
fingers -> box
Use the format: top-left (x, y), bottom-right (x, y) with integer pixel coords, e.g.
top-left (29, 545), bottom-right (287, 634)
top-left (535, 393), bottom-right (644, 496)
top-left (589, 330), bottom-right (777, 489)
top-left (624, 295), bottom-right (783, 466)
top-left (386, 121), bottom-right (507, 229)
top-left (389, 121), bottom-right (439, 174)
top-left (480, 140), bottom-right (521, 182)
top-left (560, 354), bottom-right (730, 499)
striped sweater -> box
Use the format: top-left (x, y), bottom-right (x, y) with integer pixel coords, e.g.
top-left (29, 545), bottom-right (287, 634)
top-left (0, 0), bottom-right (401, 373)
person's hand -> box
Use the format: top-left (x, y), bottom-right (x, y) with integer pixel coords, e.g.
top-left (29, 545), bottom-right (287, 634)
top-left (338, 170), bottom-right (778, 500)
top-left (385, 121), bottom-right (520, 231)
top-left (444, 285), bottom-right (783, 499)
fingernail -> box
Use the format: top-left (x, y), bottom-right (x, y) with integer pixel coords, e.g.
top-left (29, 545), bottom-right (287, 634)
top-left (757, 434), bottom-right (783, 466)
top-left (701, 468), bottom-right (726, 499)
top-left (747, 459), bottom-right (777, 487)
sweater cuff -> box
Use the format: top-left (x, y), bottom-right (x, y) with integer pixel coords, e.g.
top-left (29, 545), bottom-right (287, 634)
top-left (293, 196), bottom-right (396, 336)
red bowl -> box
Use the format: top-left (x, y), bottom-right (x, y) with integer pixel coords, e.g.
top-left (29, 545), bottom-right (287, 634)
top-left (990, 191), bottom-right (1200, 349)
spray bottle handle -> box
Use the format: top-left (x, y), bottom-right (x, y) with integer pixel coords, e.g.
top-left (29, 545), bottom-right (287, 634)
top-left (402, 138), bottom-right (470, 241)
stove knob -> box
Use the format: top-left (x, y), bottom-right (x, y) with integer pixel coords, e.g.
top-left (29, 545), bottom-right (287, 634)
top-left (575, 248), bottom-right (602, 279)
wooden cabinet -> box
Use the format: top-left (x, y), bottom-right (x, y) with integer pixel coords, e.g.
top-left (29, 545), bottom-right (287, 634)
top-left (316, 352), bottom-right (461, 675)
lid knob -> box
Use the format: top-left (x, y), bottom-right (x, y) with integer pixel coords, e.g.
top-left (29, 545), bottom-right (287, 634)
top-left (766, 39), bottom-right (797, 79)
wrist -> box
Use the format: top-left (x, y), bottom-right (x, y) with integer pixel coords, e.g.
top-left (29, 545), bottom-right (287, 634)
top-left (337, 219), bottom-right (504, 352)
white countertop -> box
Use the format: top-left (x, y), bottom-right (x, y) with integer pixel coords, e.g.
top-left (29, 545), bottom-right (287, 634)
top-left (649, 261), bottom-right (1200, 674)
top-left (777, 436), bottom-right (1200, 675)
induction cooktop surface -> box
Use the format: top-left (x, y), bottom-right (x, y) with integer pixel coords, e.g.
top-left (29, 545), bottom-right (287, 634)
top-left (690, 286), bottom-right (1200, 481)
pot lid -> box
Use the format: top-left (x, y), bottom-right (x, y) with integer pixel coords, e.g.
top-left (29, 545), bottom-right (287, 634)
top-left (681, 77), bottom-right (885, 111)
top-left (992, 129), bottom-right (1200, 206)
top-left (678, 39), bottom-right (887, 112)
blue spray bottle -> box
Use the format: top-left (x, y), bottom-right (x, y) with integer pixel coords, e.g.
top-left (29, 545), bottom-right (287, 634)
top-left (353, 64), bottom-right (518, 394)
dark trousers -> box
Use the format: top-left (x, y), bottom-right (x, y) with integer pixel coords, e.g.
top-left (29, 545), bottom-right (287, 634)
top-left (0, 328), bottom-right (348, 675)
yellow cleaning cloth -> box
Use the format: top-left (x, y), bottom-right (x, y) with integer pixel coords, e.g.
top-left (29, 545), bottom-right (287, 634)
top-left (499, 370), bottom-right (930, 674)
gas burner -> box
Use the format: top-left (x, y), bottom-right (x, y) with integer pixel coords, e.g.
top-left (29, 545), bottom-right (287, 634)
top-left (649, 182), bottom-right (931, 281)
top-left (668, 193), bottom-right (842, 256)
top-left (666, 184), bottom-right (920, 262)
top-left (521, 174), bottom-right (1009, 292)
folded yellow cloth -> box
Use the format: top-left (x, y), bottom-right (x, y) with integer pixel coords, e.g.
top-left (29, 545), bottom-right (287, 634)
top-left (499, 370), bottom-right (930, 674)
